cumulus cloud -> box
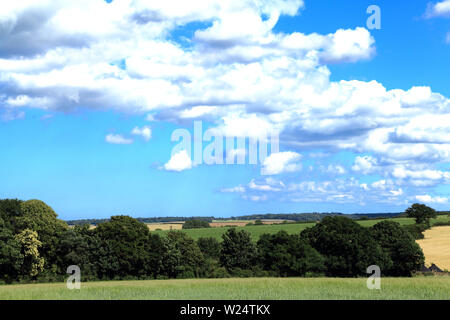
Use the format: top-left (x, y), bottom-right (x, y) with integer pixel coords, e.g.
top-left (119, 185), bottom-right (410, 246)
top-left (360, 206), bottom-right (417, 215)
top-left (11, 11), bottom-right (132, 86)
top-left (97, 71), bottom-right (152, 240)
top-left (1, 0), bottom-right (450, 205)
top-left (261, 151), bottom-right (302, 175)
top-left (415, 194), bottom-right (448, 204)
top-left (352, 156), bottom-right (378, 174)
top-left (105, 133), bottom-right (133, 144)
top-left (163, 150), bottom-right (192, 172)
top-left (131, 125), bottom-right (152, 141)
top-left (425, 0), bottom-right (450, 18)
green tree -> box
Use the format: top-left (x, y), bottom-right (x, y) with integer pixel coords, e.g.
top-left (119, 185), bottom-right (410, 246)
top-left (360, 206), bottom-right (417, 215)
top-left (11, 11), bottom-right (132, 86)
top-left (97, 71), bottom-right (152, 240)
top-left (197, 237), bottom-right (221, 260)
top-left (405, 203), bottom-right (437, 225)
top-left (16, 200), bottom-right (68, 269)
top-left (0, 218), bottom-right (23, 282)
top-left (220, 228), bottom-right (257, 271)
top-left (257, 231), bottom-right (325, 276)
top-left (0, 199), bottom-right (23, 232)
top-left (301, 216), bottom-right (391, 277)
top-left (15, 229), bottom-right (45, 278)
top-left (145, 233), bottom-right (166, 278)
top-left (371, 220), bottom-right (424, 276)
top-left (182, 220), bottom-right (211, 229)
top-left (162, 231), bottom-right (204, 278)
top-left (94, 216), bottom-right (149, 278)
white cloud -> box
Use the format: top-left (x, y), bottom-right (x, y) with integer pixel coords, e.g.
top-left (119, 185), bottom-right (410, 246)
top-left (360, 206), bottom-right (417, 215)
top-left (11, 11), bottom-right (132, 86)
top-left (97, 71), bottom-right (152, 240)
top-left (105, 133), bottom-right (133, 144)
top-left (163, 150), bottom-right (192, 172)
top-left (425, 0), bottom-right (450, 18)
top-left (352, 156), bottom-right (378, 174)
top-left (131, 125), bottom-right (152, 141)
top-left (1, 0), bottom-right (450, 202)
top-left (261, 151), bottom-right (302, 175)
top-left (415, 194), bottom-right (448, 204)
top-left (221, 185), bottom-right (245, 193)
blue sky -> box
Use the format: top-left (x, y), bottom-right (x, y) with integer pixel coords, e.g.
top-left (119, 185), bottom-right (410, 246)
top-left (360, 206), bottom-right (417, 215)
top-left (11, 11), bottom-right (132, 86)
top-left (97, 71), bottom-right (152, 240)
top-left (1, 0), bottom-right (450, 219)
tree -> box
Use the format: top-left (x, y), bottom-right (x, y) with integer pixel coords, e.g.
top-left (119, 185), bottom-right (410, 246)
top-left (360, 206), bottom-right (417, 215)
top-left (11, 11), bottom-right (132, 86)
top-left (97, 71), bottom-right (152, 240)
top-left (56, 225), bottom-right (100, 280)
top-left (145, 233), bottom-right (166, 278)
top-left (405, 203), bottom-right (437, 225)
top-left (197, 237), bottom-right (221, 260)
top-left (162, 231), bottom-right (204, 278)
top-left (183, 220), bottom-right (210, 229)
top-left (0, 218), bottom-right (23, 282)
top-left (257, 231), bottom-right (325, 276)
top-left (0, 199), bottom-right (23, 232)
top-left (15, 229), bottom-right (45, 278)
top-left (94, 216), bottom-right (149, 278)
top-left (371, 221), bottom-right (424, 276)
top-left (301, 216), bottom-right (391, 277)
top-left (220, 228), bottom-right (257, 271)
top-left (15, 200), bottom-right (68, 268)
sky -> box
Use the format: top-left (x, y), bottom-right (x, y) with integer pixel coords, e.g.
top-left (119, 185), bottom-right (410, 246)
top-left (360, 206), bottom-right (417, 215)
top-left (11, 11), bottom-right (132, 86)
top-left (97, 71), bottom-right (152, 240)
top-left (1, 0), bottom-right (450, 220)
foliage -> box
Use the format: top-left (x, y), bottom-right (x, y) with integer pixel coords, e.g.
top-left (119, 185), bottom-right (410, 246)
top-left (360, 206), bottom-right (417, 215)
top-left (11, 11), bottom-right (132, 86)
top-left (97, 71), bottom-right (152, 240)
top-left (301, 216), bottom-right (391, 277)
top-left (15, 200), bottom-right (68, 268)
top-left (402, 223), bottom-right (428, 240)
top-left (183, 219), bottom-right (211, 229)
top-left (257, 231), bottom-right (325, 276)
top-left (371, 221), bottom-right (424, 276)
top-left (15, 229), bottom-right (45, 278)
top-left (94, 215), bottom-right (149, 278)
top-left (220, 228), bottom-right (257, 271)
top-left (197, 237), bottom-right (221, 260)
top-left (406, 203), bottom-right (437, 225)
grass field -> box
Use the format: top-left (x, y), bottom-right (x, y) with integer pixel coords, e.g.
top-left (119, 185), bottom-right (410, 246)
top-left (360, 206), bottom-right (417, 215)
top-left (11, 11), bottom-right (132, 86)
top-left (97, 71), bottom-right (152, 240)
top-left (152, 215), bottom-right (450, 241)
top-left (417, 226), bottom-right (450, 271)
top-left (0, 277), bottom-right (449, 300)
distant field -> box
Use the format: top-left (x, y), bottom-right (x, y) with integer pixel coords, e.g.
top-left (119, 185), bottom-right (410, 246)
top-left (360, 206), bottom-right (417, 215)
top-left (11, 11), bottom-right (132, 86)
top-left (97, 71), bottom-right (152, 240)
top-left (1, 277), bottom-right (449, 300)
top-left (146, 223), bottom-right (183, 231)
top-left (152, 215), bottom-right (450, 241)
top-left (417, 226), bottom-right (450, 271)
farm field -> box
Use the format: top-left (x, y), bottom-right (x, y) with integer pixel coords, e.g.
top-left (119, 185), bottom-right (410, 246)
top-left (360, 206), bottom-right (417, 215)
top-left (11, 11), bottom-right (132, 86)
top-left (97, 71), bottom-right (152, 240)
top-left (0, 277), bottom-right (449, 300)
top-left (152, 215), bottom-right (450, 241)
top-left (146, 223), bottom-right (183, 231)
top-left (417, 226), bottom-right (450, 271)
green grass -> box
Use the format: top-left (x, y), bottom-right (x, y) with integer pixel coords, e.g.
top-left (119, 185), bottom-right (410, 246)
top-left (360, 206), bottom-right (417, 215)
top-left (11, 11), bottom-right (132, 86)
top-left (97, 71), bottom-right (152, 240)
top-left (153, 215), bottom-right (450, 241)
top-left (1, 277), bottom-right (449, 300)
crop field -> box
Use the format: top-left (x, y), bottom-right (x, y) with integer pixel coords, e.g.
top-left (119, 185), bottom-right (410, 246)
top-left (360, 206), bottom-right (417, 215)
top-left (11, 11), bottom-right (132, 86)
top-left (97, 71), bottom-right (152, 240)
top-left (0, 277), bottom-right (449, 300)
top-left (146, 223), bottom-right (183, 231)
top-left (417, 226), bottom-right (450, 271)
top-left (152, 216), bottom-right (450, 242)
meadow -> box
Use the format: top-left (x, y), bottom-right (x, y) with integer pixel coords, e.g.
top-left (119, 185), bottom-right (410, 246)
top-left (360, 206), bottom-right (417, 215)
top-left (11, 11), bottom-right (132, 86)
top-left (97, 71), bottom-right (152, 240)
top-left (0, 277), bottom-right (449, 300)
top-left (152, 215), bottom-right (450, 241)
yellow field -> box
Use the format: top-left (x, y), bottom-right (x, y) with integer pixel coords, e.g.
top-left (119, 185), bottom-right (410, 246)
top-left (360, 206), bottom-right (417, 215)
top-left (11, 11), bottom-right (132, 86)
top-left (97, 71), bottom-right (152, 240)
top-left (146, 223), bottom-right (183, 231)
top-left (417, 226), bottom-right (450, 271)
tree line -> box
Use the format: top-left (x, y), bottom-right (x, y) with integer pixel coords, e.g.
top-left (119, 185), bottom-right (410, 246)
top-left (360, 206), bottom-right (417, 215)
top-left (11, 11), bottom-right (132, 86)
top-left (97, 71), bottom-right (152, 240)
top-left (0, 199), bottom-right (429, 283)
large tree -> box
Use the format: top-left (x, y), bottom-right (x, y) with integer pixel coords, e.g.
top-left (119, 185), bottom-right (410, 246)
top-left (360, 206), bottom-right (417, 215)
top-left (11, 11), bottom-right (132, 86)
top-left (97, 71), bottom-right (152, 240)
top-left (0, 217), bottom-right (23, 282)
top-left (15, 200), bottom-right (68, 268)
top-left (257, 231), bottom-right (325, 276)
top-left (220, 228), bottom-right (257, 272)
top-left (405, 203), bottom-right (437, 225)
top-left (162, 231), bottom-right (204, 278)
top-left (371, 220), bottom-right (424, 276)
top-left (301, 216), bottom-right (391, 277)
top-left (94, 215), bottom-right (149, 278)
